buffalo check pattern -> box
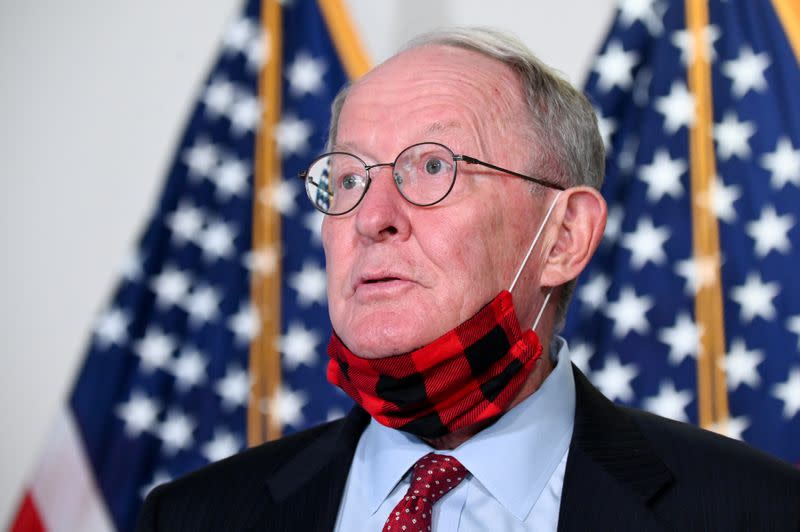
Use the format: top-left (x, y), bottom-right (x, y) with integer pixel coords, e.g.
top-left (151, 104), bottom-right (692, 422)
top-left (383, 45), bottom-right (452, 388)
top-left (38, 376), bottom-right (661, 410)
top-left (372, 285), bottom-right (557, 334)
top-left (327, 290), bottom-right (543, 438)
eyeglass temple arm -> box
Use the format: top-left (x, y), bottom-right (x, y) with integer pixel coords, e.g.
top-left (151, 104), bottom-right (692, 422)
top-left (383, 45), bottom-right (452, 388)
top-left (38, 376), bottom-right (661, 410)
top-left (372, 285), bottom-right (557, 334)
top-left (456, 155), bottom-right (566, 191)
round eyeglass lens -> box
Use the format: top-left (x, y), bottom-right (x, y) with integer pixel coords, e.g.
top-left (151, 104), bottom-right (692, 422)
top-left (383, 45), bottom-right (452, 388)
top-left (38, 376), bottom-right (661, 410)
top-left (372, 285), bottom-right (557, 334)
top-left (393, 143), bottom-right (457, 206)
top-left (305, 153), bottom-right (367, 214)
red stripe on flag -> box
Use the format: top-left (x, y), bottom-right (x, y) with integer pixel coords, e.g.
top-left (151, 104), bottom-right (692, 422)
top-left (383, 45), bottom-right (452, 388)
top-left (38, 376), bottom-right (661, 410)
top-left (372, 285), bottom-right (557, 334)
top-left (9, 491), bottom-right (46, 532)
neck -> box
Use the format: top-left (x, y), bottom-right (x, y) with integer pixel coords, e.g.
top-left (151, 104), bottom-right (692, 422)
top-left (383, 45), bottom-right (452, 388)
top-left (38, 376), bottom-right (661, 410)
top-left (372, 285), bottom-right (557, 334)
top-left (422, 336), bottom-right (554, 450)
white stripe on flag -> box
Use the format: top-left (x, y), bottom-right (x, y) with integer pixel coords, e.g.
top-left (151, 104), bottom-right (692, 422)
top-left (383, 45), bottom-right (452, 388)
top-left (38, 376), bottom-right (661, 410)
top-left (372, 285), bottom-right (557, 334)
top-left (29, 408), bottom-right (114, 532)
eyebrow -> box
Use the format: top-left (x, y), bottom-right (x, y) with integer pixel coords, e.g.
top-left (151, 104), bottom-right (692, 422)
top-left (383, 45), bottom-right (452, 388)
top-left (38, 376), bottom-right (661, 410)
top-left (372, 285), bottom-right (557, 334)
top-left (426, 120), bottom-right (462, 135)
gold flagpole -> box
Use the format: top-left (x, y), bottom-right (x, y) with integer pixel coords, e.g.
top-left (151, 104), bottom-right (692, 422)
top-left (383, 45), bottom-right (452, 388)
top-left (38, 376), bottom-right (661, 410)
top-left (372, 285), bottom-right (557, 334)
top-left (685, 0), bottom-right (730, 431)
top-left (248, 0), bottom-right (370, 446)
top-left (772, 0), bottom-right (800, 63)
top-left (248, 0), bottom-right (284, 446)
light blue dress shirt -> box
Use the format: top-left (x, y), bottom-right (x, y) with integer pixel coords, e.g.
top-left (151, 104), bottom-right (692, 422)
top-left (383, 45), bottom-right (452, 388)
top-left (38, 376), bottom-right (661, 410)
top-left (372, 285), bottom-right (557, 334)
top-left (334, 337), bottom-right (576, 531)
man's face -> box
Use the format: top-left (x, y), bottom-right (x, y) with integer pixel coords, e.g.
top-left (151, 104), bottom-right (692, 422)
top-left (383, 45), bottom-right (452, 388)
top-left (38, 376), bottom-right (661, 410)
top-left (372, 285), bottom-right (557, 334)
top-left (322, 45), bottom-right (555, 358)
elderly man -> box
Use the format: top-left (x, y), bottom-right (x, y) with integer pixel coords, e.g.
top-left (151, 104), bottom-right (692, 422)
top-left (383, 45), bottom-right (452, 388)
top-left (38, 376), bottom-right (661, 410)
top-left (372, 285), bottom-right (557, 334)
top-left (138, 28), bottom-right (800, 531)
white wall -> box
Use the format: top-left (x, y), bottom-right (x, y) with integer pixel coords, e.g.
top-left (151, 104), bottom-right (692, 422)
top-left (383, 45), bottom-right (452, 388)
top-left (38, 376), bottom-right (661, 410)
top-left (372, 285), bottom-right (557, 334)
top-left (0, 0), bottom-right (616, 521)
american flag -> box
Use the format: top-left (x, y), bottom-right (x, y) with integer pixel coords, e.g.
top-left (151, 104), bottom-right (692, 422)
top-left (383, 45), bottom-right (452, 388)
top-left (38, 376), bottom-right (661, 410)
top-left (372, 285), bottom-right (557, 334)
top-left (10, 0), bottom-right (364, 530)
top-left (563, 0), bottom-right (800, 464)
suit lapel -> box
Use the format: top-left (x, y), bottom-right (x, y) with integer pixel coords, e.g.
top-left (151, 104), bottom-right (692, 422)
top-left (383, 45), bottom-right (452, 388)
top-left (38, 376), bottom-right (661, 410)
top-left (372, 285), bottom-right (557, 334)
top-left (557, 367), bottom-right (674, 532)
top-left (248, 406), bottom-right (370, 531)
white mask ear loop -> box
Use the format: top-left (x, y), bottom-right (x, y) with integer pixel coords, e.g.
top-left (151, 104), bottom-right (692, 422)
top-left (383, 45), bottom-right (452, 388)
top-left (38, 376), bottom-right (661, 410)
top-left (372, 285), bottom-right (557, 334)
top-left (507, 190), bottom-right (563, 331)
top-left (509, 191), bottom-right (563, 293)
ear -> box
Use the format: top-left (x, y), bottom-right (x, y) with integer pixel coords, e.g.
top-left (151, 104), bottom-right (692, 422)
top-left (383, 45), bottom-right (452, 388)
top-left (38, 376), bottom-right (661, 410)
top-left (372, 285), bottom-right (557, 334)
top-left (540, 186), bottom-right (607, 287)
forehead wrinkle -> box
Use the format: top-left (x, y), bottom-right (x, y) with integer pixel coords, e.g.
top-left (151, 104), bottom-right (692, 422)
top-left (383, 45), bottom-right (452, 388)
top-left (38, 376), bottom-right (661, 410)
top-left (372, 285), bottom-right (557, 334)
top-left (340, 46), bottom-right (530, 163)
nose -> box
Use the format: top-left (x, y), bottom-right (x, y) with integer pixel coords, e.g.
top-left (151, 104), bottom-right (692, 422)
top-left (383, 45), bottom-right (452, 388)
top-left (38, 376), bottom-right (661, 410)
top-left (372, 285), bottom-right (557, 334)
top-left (353, 165), bottom-right (411, 242)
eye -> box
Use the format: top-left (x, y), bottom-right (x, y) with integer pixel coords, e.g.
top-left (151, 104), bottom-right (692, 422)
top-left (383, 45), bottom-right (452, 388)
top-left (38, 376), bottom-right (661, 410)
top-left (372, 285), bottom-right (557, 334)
top-left (341, 174), bottom-right (362, 190)
top-left (424, 157), bottom-right (445, 175)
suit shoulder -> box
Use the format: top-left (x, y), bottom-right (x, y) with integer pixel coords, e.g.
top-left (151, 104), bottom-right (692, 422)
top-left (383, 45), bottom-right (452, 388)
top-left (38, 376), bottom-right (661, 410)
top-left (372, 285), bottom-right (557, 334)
top-left (137, 419), bottom-right (342, 531)
top-left (625, 406), bottom-right (800, 487)
top-left (162, 418), bottom-right (339, 496)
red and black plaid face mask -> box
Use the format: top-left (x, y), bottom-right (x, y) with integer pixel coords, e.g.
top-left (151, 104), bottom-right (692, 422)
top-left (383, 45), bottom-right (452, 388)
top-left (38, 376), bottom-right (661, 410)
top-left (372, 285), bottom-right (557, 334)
top-left (327, 191), bottom-right (563, 438)
top-left (327, 290), bottom-right (543, 438)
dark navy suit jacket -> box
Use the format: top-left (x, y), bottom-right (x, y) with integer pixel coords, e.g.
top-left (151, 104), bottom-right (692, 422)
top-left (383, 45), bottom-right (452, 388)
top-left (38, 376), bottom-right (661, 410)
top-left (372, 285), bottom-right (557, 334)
top-left (137, 367), bottom-right (800, 531)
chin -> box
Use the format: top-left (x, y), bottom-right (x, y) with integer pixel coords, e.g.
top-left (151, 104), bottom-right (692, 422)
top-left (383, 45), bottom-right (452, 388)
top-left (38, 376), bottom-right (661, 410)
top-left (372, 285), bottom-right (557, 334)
top-left (338, 316), bottom-right (441, 359)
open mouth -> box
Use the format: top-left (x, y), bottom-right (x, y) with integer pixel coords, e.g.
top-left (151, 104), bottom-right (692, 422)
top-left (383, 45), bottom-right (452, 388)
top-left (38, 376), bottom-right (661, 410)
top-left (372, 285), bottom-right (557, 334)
top-left (364, 277), bottom-right (401, 284)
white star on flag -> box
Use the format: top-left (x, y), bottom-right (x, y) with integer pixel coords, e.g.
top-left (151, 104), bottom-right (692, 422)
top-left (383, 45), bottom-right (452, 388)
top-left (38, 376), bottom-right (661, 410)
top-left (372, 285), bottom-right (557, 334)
top-left (260, 385), bottom-right (309, 429)
top-left (223, 17), bottom-right (258, 55)
top-left (618, 0), bottom-right (665, 35)
top-left (671, 25), bottom-right (721, 65)
top-left (746, 206), bottom-right (794, 257)
top-left (134, 328), bottom-right (177, 373)
top-left (116, 391), bottom-right (160, 437)
top-left (707, 416), bottom-right (750, 441)
top-left (713, 111), bottom-right (756, 160)
top-left (201, 429), bottom-right (242, 463)
top-left (167, 202), bottom-right (205, 244)
top-left (150, 267), bottom-right (191, 309)
top-left (227, 303), bottom-right (262, 345)
top-left (274, 114), bottom-right (312, 156)
top-left (288, 261), bottom-right (327, 307)
top-left (605, 286), bottom-right (654, 338)
top-left (592, 40), bottom-right (639, 92)
top-left (703, 176), bottom-right (741, 223)
top-left (243, 246), bottom-right (280, 277)
top-left (198, 219), bottom-right (237, 261)
top-left (228, 93), bottom-right (261, 135)
top-left (592, 355), bottom-right (639, 402)
top-left (787, 315), bottom-right (800, 350)
top-left (287, 51), bottom-right (327, 96)
top-left (594, 110), bottom-right (617, 151)
top-left (245, 28), bottom-right (268, 71)
top-left (182, 139), bottom-right (219, 180)
top-left (658, 312), bottom-right (702, 365)
top-left (638, 148), bottom-right (686, 201)
top-left (259, 178), bottom-right (299, 216)
top-left (603, 206), bottom-right (624, 244)
top-left (212, 157), bottom-right (250, 199)
top-left (215, 366), bottom-right (251, 410)
top-left (183, 284), bottom-right (222, 325)
top-left (303, 209), bottom-right (325, 245)
top-left (327, 408), bottom-right (346, 422)
top-left (157, 410), bottom-right (196, 455)
top-left (674, 254), bottom-right (720, 296)
top-left (760, 137), bottom-right (800, 190)
top-left (140, 470), bottom-right (171, 499)
top-left (721, 45), bottom-right (770, 98)
top-left (167, 347), bottom-right (207, 391)
top-left (772, 368), bottom-right (800, 419)
top-left (121, 251), bottom-right (143, 282)
top-left (654, 81), bottom-right (695, 133)
top-left (578, 273), bottom-right (610, 311)
top-left (621, 217), bottom-right (671, 268)
top-left (730, 272), bottom-right (779, 323)
top-left (202, 77), bottom-right (235, 118)
top-left (94, 307), bottom-right (130, 348)
top-left (569, 341), bottom-right (594, 374)
top-left (723, 338), bottom-right (764, 391)
top-left (643, 380), bottom-right (693, 421)
top-left (278, 322), bottom-right (322, 370)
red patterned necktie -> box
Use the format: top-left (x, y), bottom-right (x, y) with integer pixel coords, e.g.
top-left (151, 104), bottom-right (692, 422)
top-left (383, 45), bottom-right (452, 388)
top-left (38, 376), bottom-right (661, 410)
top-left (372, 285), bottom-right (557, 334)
top-left (382, 453), bottom-right (468, 532)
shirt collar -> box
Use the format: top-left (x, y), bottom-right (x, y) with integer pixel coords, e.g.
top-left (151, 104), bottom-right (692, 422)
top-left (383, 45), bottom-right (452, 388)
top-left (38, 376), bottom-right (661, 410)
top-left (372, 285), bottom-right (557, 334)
top-left (357, 336), bottom-right (576, 520)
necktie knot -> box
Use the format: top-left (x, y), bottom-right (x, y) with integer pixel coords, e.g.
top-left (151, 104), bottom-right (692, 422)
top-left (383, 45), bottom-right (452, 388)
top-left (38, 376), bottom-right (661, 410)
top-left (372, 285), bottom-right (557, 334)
top-left (383, 453), bottom-right (468, 532)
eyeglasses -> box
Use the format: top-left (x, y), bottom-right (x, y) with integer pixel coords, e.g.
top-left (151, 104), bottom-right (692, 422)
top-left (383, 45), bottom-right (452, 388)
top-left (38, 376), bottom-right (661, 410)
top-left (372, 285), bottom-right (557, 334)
top-left (298, 141), bottom-right (565, 215)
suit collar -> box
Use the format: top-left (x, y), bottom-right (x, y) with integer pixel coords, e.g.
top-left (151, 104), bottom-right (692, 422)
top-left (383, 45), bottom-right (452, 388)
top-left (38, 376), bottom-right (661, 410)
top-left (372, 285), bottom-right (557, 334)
top-left (558, 365), bottom-right (674, 531)
top-left (255, 406), bottom-right (370, 531)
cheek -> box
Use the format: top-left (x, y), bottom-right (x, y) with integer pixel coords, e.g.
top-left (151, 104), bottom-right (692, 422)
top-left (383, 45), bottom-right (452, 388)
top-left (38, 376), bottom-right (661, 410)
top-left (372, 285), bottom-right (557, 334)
top-left (321, 220), bottom-right (351, 297)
